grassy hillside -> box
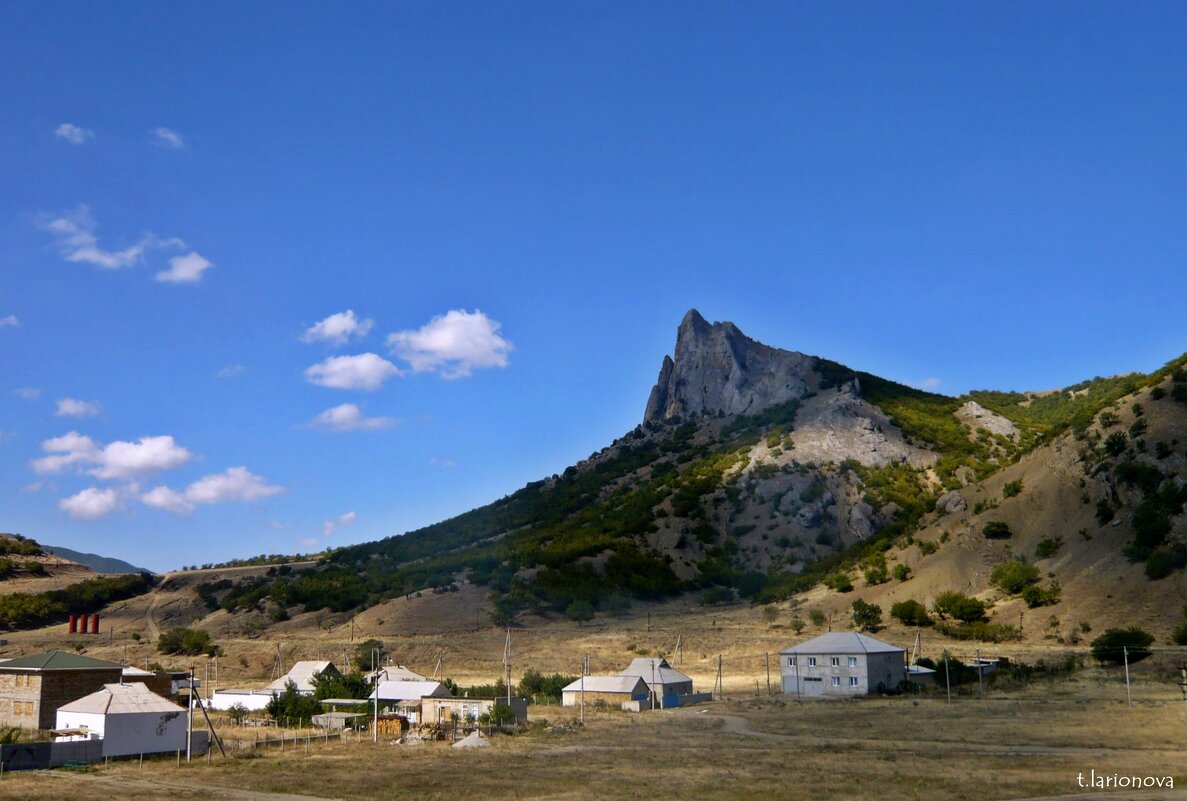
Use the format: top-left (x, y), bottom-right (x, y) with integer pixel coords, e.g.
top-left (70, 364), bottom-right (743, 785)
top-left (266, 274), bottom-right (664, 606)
top-left (190, 348), bottom-right (1187, 633)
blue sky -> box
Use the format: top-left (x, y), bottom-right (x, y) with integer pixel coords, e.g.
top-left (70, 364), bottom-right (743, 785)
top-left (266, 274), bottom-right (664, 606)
top-left (2, 3), bottom-right (1185, 571)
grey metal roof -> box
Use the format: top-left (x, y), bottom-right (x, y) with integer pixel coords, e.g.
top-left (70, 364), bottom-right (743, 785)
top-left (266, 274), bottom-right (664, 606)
top-left (0, 650), bottom-right (124, 671)
top-left (779, 632), bottom-right (905, 656)
top-left (369, 680), bottom-right (451, 702)
top-left (58, 683), bottom-right (185, 715)
top-left (267, 660), bottom-right (337, 693)
top-left (561, 675), bottom-right (648, 694)
top-left (618, 657), bottom-right (692, 686)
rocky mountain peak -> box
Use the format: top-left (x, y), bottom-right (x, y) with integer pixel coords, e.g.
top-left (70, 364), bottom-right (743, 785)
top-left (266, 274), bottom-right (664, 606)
top-left (644, 309), bottom-right (818, 422)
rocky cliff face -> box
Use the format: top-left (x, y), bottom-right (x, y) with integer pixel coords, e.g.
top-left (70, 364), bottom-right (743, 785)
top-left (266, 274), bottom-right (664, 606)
top-left (644, 309), bottom-right (818, 422)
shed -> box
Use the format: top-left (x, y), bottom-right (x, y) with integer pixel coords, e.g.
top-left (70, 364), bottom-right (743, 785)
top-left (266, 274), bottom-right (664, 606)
top-left (54, 683), bottom-right (188, 757)
top-left (561, 675), bottom-right (649, 708)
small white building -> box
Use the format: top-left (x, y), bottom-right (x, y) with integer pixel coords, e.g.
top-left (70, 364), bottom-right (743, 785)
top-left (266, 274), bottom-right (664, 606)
top-left (209, 688), bottom-right (275, 711)
top-left (54, 683), bottom-right (189, 757)
top-left (780, 632), bottom-right (906, 697)
top-left (368, 680), bottom-right (452, 725)
top-left (560, 675), bottom-right (650, 708)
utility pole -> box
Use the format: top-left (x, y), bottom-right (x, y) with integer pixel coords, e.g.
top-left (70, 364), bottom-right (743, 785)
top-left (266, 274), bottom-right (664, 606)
top-left (976, 649), bottom-right (984, 700)
top-left (186, 665), bottom-right (194, 763)
top-left (1178, 662), bottom-right (1187, 734)
top-left (647, 612), bottom-right (651, 632)
top-left (503, 628), bottom-right (512, 704)
top-left (651, 660), bottom-right (657, 710)
top-left (715, 655), bottom-right (723, 701)
top-left (1124, 647), bottom-right (1132, 706)
top-left (579, 655), bottom-right (586, 724)
top-left (765, 653), bottom-right (771, 696)
top-left (944, 656), bottom-right (951, 704)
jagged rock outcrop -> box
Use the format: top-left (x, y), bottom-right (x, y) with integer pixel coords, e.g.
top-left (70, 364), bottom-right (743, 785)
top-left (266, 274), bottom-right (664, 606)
top-left (644, 309), bottom-right (816, 422)
top-left (789, 381), bottom-right (938, 468)
top-left (955, 400), bottom-right (1020, 439)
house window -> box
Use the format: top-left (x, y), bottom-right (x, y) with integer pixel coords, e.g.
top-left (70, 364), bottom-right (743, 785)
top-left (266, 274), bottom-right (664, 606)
top-left (831, 677), bottom-right (840, 687)
top-left (830, 657), bottom-right (839, 666)
top-left (788, 656), bottom-right (796, 666)
top-left (849, 677), bottom-right (859, 687)
top-left (807, 657), bottom-right (817, 667)
top-left (848, 657), bottom-right (858, 667)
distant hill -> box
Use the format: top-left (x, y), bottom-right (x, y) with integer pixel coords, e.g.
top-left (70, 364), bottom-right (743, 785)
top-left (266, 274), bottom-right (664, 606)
top-left (186, 309), bottom-right (1187, 639)
top-left (43, 544), bottom-right (152, 575)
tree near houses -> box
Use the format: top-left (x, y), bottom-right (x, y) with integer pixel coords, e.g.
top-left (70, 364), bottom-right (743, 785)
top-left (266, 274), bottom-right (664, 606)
top-left (1090, 627), bottom-right (1155, 665)
top-left (851, 599), bottom-right (882, 632)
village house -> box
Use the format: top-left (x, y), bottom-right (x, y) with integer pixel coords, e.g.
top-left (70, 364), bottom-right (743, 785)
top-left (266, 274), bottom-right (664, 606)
top-left (779, 632), bottom-right (906, 697)
top-left (0, 651), bottom-right (124, 730)
top-left (267, 660), bottom-right (340, 695)
top-left (560, 675), bottom-right (649, 708)
top-left (54, 682), bottom-right (189, 757)
top-left (619, 657), bottom-right (698, 708)
top-left (369, 680), bottom-right (452, 725)
top-left (421, 696), bottom-right (529, 726)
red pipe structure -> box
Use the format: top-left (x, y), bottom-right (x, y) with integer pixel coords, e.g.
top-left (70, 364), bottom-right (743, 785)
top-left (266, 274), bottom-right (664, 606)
top-left (68, 614), bottom-right (77, 634)
top-left (90, 613), bottom-right (100, 635)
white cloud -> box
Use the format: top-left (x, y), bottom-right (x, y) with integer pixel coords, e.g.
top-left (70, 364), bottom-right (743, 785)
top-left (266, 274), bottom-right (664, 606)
top-left (143, 467), bottom-right (284, 517)
top-left (20, 481), bottom-right (49, 494)
top-left (428, 457), bottom-right (456, 468)
top-left (152, 127), bottom-right (185, 149)
top-left (184, 467), bottom-right (283, 504)
top-left (155, 252), bottom-right (213, 284)
top-left (91, 436), bottom-right (192, 480)
top-left (323, 510), bottom-right (357, 536)
top-left (54, 123), bottom-right (94, 145)
top-left (31, 431), bottom-right (191, 479)
top-left (32, 431), bottom-right (99, 474)
top-left (297, 537), bottom-right (319, 548)
top-left (216, 364), bottom-right (247, 379)
top-left (387, 309), bottom-right (512, 379)
top-left (40, 206), bottom-right (184, 271)
top-left (269, 520), bottom-right (291, 531)
top-left (309, 403), bottom-right (395, 431)
top-left (13, 388), bottom-right (41, 400)
top-left (55, 398), bottom-right (100, 417)
top-left (304, 353), bottom-right (400, 391)
top-left (59, 487), bottom-right (119, 520)
top-left (915, 378), bottom-right (942, 391)
top-left (141, 485), bottom-right (194, 516)
top-left (302, 310), bottom-right (374, 346)
top-left (0, 315), bottom-right (19, 328)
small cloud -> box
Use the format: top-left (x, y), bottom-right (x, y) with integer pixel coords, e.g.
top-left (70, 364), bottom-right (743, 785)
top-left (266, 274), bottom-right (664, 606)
top-left (297, 537), bottom-right (319, 548)
top-left (269, 520), bottom-right (291, 531)
top-left (20, 481), bottom-right (48, 494)
top-left (55, 398), bottom-right (100, 417)
top-left (304, 353), bottom-right (401, 391)
top-left (428, 457), bottom-right (456, 469)
top-left (387, 309), bottom-right (512, 379)
top-left (0, 315), bottom-right (19, 328)
top-left (152, 127), bottom-right (185, 149)
top-left (59, 487), bottom-right (119, 520)
top-left (13, 388), bottom-right (41, 400)
top-left (155, 252), bottom-right (213, 284)
top-left (322, 510), bottom-right (357, 537)
top-left (216, 364), bottom-right (247, 379)
top-left (301, 310), bottom-right (374, 346)
top-left (309, 403), bottom-right (395, 431)
top-left (54, 123), bottom-right (94, 145)
top-left (143, 467), bottom-right (284, 517)
top-left (141, 485), bottom-right (193, 516)
top-left (40, 206), bottom-right (184, 271)
top-left (915, 378), bottom-right (942, 391)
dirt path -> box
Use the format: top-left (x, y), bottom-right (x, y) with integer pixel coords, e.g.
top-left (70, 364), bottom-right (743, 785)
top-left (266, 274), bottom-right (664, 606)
top-left (36, 769), bottom-right (341, 801)
top-left (145, 587), bottom-right (162, 641)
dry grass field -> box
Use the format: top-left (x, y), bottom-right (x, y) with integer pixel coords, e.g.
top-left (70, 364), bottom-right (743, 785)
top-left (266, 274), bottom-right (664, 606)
top-left (4, 682), bottom-right (1186, 801)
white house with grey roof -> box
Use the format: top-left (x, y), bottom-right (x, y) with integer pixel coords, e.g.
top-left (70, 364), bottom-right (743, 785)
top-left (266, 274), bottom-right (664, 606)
top-left (54, 682), bottom-right (189, 757)
top-left (779, 632), bottom-right (905, 697)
